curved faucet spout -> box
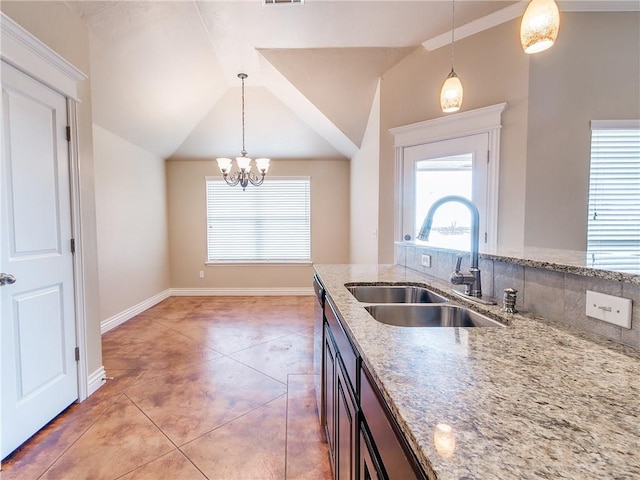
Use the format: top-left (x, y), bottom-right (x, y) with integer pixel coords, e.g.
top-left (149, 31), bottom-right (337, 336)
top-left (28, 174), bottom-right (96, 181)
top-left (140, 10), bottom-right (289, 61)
top-left (417, 195), bottom-right (482, 297)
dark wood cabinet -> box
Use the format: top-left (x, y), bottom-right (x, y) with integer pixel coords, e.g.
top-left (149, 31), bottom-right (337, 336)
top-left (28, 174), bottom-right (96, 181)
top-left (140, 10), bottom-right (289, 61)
top-left (323, 323), bottom-right (337, 464)
top-left (336, 357), bottom-right (357, 480)
top-left (360, 365), bottom-right (422, 480)
top-left (320, 295), bottom-right (426, 480)
top-left (359, 422), bottom-right (384, 480)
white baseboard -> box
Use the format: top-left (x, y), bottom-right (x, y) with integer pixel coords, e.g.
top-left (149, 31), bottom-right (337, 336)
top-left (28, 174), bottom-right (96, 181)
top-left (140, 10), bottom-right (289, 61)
top-left (100, 289), bottom-right (172, 334)
top-left (86, 365), bottom-right (106, 398)
top-left (170, 287), bottom-right (315, 296)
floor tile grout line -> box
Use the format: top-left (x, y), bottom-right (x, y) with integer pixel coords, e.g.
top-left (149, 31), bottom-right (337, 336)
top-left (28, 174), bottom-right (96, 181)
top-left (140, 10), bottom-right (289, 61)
top-left (284, 374), bottom-right (290, 480)
top-left (214, 330), bottom-right (298, 356)
top-left (5, 297), bottom-right (323, 479)
top-left (123, 392), bottom-right (181, 449)
top-left (142, 313), bottom-right (303, 358)
top-left (33, 392), bottom-right (129, 480)
top-left (108, 317), bottom-right (223, 357)
top-left (220, 355), bottom-right (289, 387)
top-left (176, 392), bottom-right (289, 451)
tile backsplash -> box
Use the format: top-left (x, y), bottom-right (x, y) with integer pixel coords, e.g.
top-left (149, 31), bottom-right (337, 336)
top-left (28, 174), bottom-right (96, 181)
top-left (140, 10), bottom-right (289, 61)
top-left (396, 242), bottom-right (639, 349)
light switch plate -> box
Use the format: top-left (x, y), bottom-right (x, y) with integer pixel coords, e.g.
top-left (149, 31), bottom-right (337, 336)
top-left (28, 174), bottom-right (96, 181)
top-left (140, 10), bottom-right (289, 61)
top-left (585, 290), bottom-right (632, 329)
top-left (421, 254), bottom-right (431, 268)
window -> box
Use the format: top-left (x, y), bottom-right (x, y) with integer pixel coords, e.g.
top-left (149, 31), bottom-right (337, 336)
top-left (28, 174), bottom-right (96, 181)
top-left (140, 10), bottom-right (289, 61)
top-left (403, 135), bottom-right (487, 251)
top-left (587, 120), bottom-right (640, 258)
top-left (206, 177), bottom-right (311, 263)
top-left (391, 103), bottom-right (506, 252)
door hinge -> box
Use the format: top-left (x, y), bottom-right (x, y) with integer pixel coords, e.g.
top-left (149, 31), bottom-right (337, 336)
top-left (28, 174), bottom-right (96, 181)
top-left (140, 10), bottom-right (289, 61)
top-left (484, 232), bottom-right (488, 243)
top-left (487, 150), bottom-right (490, 163)
top-left (66, 126), bottom-right (71, 142)
top-left (74, 346), bottom-right (80, 362)
top-left (70, 238), bottom-right (76, 254)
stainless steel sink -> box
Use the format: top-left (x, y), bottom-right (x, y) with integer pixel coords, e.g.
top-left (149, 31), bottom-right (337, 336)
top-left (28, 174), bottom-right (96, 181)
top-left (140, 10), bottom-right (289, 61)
top-left (364, 304), bottom-right (505, 328)
top-left (346, 284), bottom-right (449, 304)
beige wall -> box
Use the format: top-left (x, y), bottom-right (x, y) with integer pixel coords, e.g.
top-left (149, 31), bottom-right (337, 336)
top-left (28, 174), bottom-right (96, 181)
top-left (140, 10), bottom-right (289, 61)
top-left (93, 125), bottom-right (170, 321)
top-left (379, 12), bottom-right (639, 256)
top-left (350, 81), bottom-right (380, 264)
top-left (167, 159), bottom-right (350, 289)
top-left (380, 20), bottom-right (530, 257)
top-left (524, 12), bottom-right (640, 250)
top-left (1, 2), bottom-right (103, 376)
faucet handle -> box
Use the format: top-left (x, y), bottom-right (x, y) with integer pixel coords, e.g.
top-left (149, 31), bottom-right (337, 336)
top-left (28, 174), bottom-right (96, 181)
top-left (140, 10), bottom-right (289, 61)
top-left (455, 254), bottom-right (463, 273)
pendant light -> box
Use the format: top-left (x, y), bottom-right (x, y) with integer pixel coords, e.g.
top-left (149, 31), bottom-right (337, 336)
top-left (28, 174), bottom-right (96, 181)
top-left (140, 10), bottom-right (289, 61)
top-left (216, 73), bottom-right (270, 190)
top-left (520, 0), bottom-right (560, 54)
top-left (440, 0), bottom-right (463, 113)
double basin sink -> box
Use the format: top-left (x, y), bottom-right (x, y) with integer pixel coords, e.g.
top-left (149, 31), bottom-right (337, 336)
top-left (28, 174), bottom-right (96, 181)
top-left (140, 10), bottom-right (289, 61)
top-left (346, 284), bottom-right (504, 328)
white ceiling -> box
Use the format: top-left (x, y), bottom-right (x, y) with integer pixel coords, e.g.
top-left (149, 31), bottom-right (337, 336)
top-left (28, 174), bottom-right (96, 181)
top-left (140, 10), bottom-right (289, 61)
top-left (66, 1), bottom-right (636, 161)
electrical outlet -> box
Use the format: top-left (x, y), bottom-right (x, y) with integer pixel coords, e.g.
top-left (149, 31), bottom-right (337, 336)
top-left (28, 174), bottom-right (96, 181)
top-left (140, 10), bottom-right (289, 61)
top-left (421, 254), bottom-right (431, 268)
top-left (585, 290), bottom-right (632, 328)
top-left (199, 271), bottom-right (205, 279)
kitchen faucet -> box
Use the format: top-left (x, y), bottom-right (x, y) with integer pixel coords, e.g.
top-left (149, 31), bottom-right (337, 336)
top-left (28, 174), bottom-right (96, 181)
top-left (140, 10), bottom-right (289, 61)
top-left (417, 195), bottom-right (483, 298)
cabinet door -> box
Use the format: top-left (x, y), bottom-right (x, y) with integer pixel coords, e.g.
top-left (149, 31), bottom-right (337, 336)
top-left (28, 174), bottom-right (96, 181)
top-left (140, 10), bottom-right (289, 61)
top-left (323, 324), bottom-right (337, 467)
top-left (360, 423), bottom-right (385, 480)
top-left (336, 358), bottom-right (357, 480)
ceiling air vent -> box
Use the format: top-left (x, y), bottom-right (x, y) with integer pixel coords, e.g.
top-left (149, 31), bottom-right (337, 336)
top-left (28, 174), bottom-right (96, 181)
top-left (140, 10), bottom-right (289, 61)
top-left (263, 0), bottom-right (304, 5)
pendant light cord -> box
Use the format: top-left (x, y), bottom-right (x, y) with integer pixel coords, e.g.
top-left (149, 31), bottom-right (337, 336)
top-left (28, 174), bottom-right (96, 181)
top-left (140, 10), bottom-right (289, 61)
top-left (450, 0), bottom-right (456, 71)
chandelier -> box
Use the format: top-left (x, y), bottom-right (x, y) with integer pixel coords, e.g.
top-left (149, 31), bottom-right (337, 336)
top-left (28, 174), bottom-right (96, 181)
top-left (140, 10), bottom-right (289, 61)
top-left (440, 0), bottom-right (463, 113)
top-left (216, 73), bottom-right (270, 190)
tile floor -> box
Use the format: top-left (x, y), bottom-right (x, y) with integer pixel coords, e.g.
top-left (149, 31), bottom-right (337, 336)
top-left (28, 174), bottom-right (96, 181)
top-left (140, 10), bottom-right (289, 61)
top-left (1, 296), bottom-right (331, 480)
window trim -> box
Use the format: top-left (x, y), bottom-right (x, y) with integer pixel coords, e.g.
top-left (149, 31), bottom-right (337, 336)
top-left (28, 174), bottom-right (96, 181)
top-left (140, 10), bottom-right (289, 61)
top-left (205, 175), bottom-right (312, 265)
top-left (390, 103), bottom-right (507, 251)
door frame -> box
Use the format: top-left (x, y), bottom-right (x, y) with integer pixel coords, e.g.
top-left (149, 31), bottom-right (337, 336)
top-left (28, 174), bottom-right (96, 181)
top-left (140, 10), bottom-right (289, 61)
top-left (1, 13), bottom-right (91, 401)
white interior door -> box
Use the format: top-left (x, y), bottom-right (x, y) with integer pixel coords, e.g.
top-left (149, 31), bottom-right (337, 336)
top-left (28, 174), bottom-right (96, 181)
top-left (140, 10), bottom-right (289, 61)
top-left (1, 61), bottom-right (78, 459)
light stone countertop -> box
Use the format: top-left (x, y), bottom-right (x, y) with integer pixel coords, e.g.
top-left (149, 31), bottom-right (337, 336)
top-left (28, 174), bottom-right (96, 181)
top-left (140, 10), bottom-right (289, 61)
top-left (314, 264), bottom-right (640, 480)
top-left (481, 246), bottom-right (640, 284)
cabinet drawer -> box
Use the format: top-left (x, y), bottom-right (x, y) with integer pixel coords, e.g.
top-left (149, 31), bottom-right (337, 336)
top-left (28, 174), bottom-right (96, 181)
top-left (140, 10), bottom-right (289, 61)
top-left (360, 365), bottom-right (423, 480)
top-left (325, 297), bottom-right (358, 393)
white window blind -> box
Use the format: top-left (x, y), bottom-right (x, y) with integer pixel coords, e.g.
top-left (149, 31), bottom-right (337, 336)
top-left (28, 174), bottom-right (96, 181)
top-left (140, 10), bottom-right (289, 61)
top-left (587, 121), bottom-right (640, 257)
top-left (206, 177), bottom-right (311, 262)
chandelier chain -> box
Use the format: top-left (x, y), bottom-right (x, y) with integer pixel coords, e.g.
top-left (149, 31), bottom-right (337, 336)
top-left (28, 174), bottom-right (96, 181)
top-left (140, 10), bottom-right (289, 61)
top-left (240, 73), bottom-right (246, 155)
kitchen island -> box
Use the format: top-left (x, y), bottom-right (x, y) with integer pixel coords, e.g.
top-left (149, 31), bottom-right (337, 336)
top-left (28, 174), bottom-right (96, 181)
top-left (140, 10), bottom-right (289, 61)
top-left (314, 264), bottom-right (640, 480)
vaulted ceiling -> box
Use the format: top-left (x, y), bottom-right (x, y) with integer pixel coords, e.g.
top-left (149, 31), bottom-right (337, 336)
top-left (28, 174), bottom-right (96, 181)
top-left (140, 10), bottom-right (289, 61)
top-left (66, 1), bottom-right (630, 161)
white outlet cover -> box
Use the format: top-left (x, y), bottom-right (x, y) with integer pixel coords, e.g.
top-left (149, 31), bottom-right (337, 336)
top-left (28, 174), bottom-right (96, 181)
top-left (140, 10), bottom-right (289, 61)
top-left (585, 290), bottom-right (632, 329)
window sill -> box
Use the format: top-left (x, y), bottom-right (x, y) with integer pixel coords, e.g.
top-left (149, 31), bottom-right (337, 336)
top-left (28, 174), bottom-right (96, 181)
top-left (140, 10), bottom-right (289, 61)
top-left (205, 261), bottom-right (313, 267)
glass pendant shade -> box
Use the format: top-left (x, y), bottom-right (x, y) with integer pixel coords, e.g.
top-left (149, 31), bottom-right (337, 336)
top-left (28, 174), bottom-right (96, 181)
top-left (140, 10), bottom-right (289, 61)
top-left (216, 157), bottom-right (232, 174)
top-left (235, 155), bottom-right (251, 170)
top-left (255, 158), bottom-right (270, 173)
top-left (520, 0), bottom-right (560, 54)
top-left (440, 70), bottom-right (464, 113)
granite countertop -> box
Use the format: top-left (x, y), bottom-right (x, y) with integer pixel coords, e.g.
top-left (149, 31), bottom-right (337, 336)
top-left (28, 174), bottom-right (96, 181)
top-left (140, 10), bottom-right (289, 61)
top-left (481, 246), bottom-right (640, 284)
top-left (314, 264), bottom-right (640, 480)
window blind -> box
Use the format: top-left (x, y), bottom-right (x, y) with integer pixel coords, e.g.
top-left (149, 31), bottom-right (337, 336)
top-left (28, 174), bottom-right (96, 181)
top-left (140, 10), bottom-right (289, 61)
top-left (206, 177), bottom-right (311, 262)
top-left (587, 121), bottom-right (640, 256)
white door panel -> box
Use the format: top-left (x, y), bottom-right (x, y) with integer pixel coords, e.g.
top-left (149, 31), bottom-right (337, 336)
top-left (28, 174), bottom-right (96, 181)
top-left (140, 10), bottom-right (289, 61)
top-left (1, 61), bottom-right (78, 459)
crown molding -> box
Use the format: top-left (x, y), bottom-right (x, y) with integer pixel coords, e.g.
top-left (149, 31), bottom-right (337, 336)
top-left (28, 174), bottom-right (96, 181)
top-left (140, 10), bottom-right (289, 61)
top-left (0, 13), bottom-right (87, 99)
